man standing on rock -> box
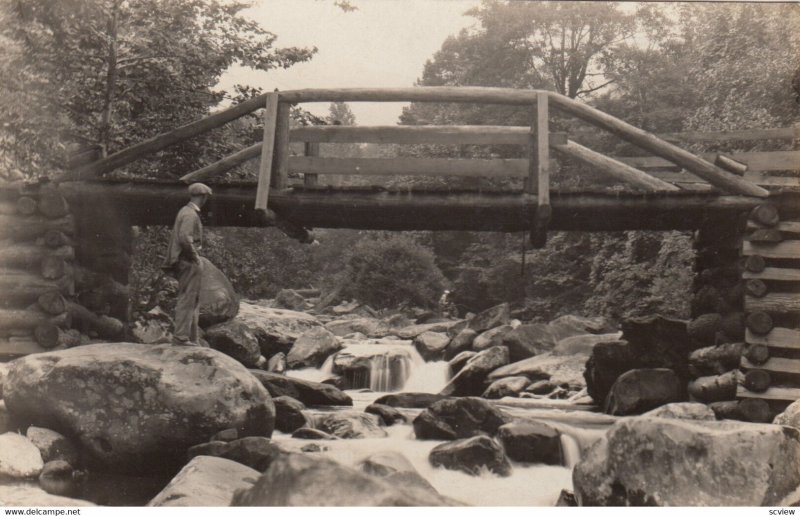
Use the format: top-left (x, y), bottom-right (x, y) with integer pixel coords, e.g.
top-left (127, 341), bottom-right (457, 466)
top-left (163, 183), bottom-right (213, 346)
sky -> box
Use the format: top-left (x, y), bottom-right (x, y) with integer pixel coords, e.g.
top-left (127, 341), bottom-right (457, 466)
top-left (218, 0), bottom-right (482, 126)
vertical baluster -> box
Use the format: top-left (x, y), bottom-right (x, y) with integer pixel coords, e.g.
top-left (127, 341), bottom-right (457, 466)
top-left (254, 92), bottom-right (279, 211)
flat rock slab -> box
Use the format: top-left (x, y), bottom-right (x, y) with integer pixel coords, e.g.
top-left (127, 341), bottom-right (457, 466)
top-left (0, 484), bottom-right (95, 506)
top-left (0, 433), bottom-right (43, 479)
top-left (4, 344), bottom-right (274, 473)
top-left (573, 417), bottom-right (800, 506)
top-left (148, 456), bottom-right (260, 507)
top-left (488, 352), bottom-right (587, 390)
top-left (236, 302), bottom-right (323, 355)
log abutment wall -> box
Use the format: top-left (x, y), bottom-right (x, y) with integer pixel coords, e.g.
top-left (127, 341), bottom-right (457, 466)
top-left (0, 181), bottom-right (127, 358)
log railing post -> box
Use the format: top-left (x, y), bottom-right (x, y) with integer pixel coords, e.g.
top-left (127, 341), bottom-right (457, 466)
top-left (530, 92), bottom-right (551, 248)
top-left (304, 142), bottom-right (320, 187)
top-left (254, 92), bottom-right (279, 212)
top-left (271, 101), bottom-right (292, 190)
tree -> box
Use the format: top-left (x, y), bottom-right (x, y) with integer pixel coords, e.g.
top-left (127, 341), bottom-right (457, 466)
top-left (327, 102), bottom-right (356, 126)
top-left (0, 0), bottom-right (316, 178)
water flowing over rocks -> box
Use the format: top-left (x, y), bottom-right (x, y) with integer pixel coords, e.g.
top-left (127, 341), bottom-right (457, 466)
top-left (429, 435), bottom-right (511, 477)
top-left (5, 344), bottom-right (274, 473)
top-left (365, 403), bottom-right (406, 425)
top-left (291, 428), bottom-right (338, 440)
top-left (496, 421), bottom-right (563, 465)
top-left (286, 326), bottom-right (341, 369)
top-left (604, 368), bottom-right (682, 416)
top-left (147, 456), bottom-right (259, 507)
top-left (231, 452), bottom-right (455, 506)
top-left (249, 370), bottom-right (352, 406)
top-left (413, 397), bottom-right (511, 440)
top-left (235, 302), bottom-right (323, 357)
top-left (26, 426), bottom-right (80, 467)
top-left (573, 417), bottom-right (800, 506)
top-left (0, 432), bottom-right (44, 479)
top-left (266, 352), bottom-right (286, 374)
top-left (373, 392), bottom-right (445, 409)
top-left (316, 412), bottom-right (388, 439)
top-left (440, 345), bottom-right (509, 397)
top-left (413, 331), bottom-right (450, 361)
top-left (204, 320), bottom-right (261, 367)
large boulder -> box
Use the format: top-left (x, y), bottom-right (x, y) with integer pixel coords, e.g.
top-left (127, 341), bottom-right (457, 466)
top-left (231, 452), bottom-right (455, 506)
top-left (356, 451), bottom-right (437, 494)
top-left (583, 340), bottom-right (639, 403)
top-left (187, 437), bottom-right (288, 472)
top-left (325, 318), bottom-right (390, 338)
top-left (286, 327), bottom-right (341, 369)
top-left (204, 320), bottom-right (262, 368)
top-left (775, 400), bottom-right (800, 431)
top-left (365, 403), bottom-right (406, 426)
top-left (547, 315), bottom-right (615, 341)
top-left (236, 302), bottom-right (323, 357)
top-left (440, 346), bottom-right (509, 397)
top-left (0, 432), bottom-right (43, 479)
top-left (316, 412), bottom-right (388, 439)
top-left (198, 257), bottom-right (239, 328)
top-left (552, 332), bottom-right (623, 356)
top-left (429, 435), bottom-right (511, 477)
top-left (249, 370), bottom-right (352, 407)
top-left (573, 417), bottom-right (800, 506)
top-left (413, 397), bottom-right (511, 440)
top-left (604, 368), bottom-right (682, 416)
top-left (488, 352), bottom-right (587, 391)
top-left (148, 456), bottom-right (259, 507)
top-left (273, 396), bottom-right (308, 433)
top-left (448, 351), bottom-right (476, 376)
top-left (373, 392), bottom-right (445, 409)
top-left (482, 376), bottom-right (530, 399)
top-left (496, 421), bottom-right (563, 465)
top-left (26, 426), bottom-right (80, 467)
top-left (500, 323), bottom-right (557, 362)
top-left (413, 331), bottom-right (450, 361)
top-left (642, 402), bottom-right (716, 421)
top-left (5, 344), bottom-right (274, 473)
top-left (472, 325), bottom-right (515, 352)
top-left (0, 485), bottom-right (94, 507)
top-left (393, 321), bottom-right (462, 340)
top-left (467, 303), bottom-right (510, 333)
top-left (275, 289), bottom-right (307, 310)
top-left (443, 329), bottom-right (477, 360)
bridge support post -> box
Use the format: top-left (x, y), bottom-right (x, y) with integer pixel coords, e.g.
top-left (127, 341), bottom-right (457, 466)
top-left (255, 92), bottom-right (279, 212)
top-left (528, 92), bottom-right (551, 248)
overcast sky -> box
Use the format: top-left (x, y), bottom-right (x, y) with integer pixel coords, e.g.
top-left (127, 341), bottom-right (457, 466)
top-left (218, 0), bottom-right (481, 125)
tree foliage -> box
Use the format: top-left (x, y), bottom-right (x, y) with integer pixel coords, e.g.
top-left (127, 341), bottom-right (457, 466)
top-left (0, 0), bottom-right (316, 178)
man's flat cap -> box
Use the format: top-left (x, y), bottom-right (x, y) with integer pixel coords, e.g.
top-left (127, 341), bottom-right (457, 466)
top-left (188, 183), bottom-right (213, 196)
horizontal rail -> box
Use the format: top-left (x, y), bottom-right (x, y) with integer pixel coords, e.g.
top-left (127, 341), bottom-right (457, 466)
top-left (621, 151), bottom-right (800, 174)
top-left (289, 125), bottom-right (530, 145)
top-left (290, 156), bottom-right (528, 178)
top-left (660, 126), bottom-right (799, 143)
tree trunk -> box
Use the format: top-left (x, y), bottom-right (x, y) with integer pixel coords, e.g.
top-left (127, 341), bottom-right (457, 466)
top-left (0, 244), bottom-right (74, 269)
top-left (0, 309), bottom-right (70, 331)
top-left (99, 0), bottom-right (120, 158)
top-left (743, 369), bottom-right (771, 393)
top-left (16, 196), bottom-right (38, 215)
top-left (37, 291), bottom-right (67, 316)
top-left (38, 186), bottom-right (71, 219)
top-left (0, 271), bottom-right (73, 308)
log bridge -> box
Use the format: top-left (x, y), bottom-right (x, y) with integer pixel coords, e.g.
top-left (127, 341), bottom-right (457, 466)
top-left (3, 86), bottom-right (799, 415)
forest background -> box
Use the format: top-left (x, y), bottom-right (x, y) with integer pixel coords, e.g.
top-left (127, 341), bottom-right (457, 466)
top-left (1, 0), bottom-right (798, 323)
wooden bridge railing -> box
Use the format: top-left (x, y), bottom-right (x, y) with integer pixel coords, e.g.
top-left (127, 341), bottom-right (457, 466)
top-left (62, 87), bottom-right (772, 204)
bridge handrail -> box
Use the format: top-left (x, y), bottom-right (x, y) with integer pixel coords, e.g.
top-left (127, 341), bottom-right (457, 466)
top-left (61, 86), bottom-right (770, 199)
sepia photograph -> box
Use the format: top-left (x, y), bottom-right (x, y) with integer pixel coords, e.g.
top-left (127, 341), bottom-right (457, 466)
top-left (0, 0), bottom-right (799, 509)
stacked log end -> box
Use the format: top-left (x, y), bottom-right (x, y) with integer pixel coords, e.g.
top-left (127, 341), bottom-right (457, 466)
top-left (734, 203), bottom-right (800, 417)
top-left (0, 181), bottom-right (126, 360)
top-left (688, 222), bottom-right (772, 421)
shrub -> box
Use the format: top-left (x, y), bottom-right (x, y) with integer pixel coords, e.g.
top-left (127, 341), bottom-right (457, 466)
top-left (336, 234), bottom-right (447, 309)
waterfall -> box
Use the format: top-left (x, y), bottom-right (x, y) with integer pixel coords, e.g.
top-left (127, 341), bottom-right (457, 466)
top-left (559, 434), bottom-right (582, 468)
top-left (290, 338), bottom-right (450, 393)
